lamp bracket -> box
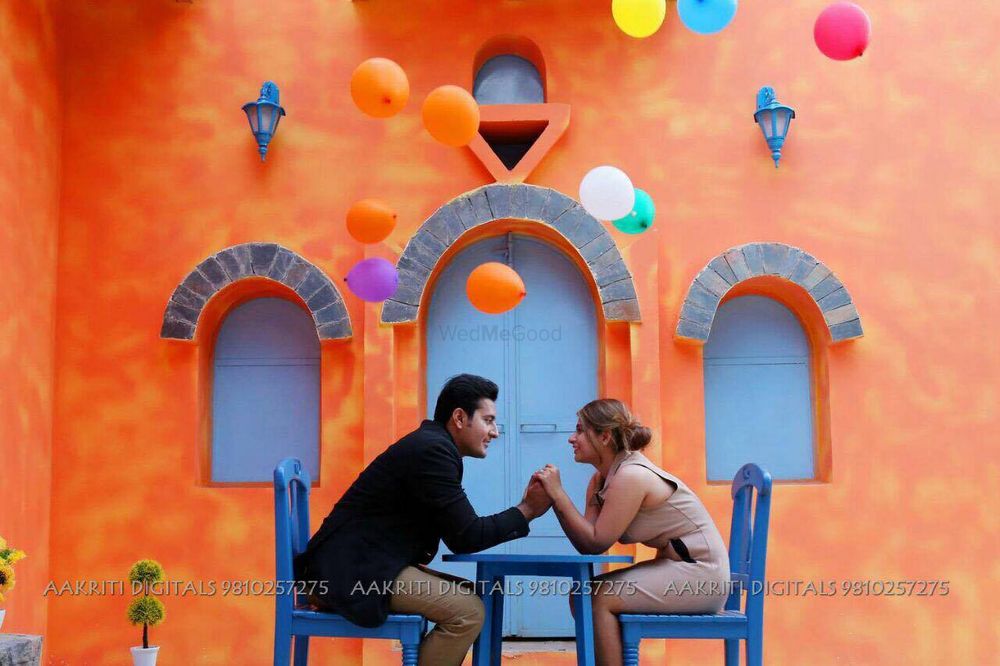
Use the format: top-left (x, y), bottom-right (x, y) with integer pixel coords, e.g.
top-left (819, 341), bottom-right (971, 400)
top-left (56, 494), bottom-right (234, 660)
top-left (756, 86), bottom-right (775, 111)
top-left (259, 81), bottom-right (280, 105)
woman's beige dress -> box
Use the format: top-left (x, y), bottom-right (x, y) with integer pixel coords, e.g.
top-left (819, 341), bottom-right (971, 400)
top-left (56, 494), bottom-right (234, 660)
top-left (592, 449), bottom-right (731, 613)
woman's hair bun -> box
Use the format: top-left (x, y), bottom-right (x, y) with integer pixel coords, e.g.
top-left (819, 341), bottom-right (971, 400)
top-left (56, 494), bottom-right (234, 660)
top-left (577, 399), bottom-right (653, 454)
top-left (625, 420), bottom-right (652, 452)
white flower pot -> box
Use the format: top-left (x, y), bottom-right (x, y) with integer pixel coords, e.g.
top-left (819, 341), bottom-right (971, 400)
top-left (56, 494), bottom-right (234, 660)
top-left (0, 608), bottom-right (6, 631)
top-left (130, 646), bottom-right (159, 666)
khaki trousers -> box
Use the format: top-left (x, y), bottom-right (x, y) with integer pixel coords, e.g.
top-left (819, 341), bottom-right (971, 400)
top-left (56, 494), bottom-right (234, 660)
top-left (388, 564), bottom-right (485, 666)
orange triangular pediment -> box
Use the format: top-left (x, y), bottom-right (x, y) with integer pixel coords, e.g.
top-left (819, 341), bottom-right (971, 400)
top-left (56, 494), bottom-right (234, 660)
top-left (467, 103), bottom-right (570, 184)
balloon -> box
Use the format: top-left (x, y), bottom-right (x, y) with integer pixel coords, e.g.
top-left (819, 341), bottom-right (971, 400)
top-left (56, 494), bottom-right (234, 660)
top-left (466, 262), bottom-right (526, 315)
top-left (677, 0), bottom-right (738, 35)
top-left (350, 58), bottom-right (409, 118)
top-left (814, 2), bottom-right (871, 60)
top-left (579, 166), bottom-right (635, 221)
top-left (612, 0), bottom-right (667, 39)
top-left (345, 258), bottom-right (398, 302)
top-left (612, 188), bottom-right (656, 234)
top-left (346, 199), bottom-right (397, 244)
top-left (422, 85), bottom-right (480, 147)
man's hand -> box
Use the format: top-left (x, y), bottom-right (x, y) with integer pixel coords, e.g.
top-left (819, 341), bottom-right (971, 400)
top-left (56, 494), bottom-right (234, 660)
top-left (517, 477), bottom-right (553, 521)
top-left (533, 464), bottom-right (564, 498)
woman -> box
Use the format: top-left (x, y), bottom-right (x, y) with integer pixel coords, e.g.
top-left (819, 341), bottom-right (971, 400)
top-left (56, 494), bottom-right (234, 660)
top-left (532, 399), bottom-right (731, 666)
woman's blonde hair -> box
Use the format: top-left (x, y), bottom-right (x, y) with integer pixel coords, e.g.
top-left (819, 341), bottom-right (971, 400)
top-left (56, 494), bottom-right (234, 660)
top-left (577, 399), bottom-right (652, 454)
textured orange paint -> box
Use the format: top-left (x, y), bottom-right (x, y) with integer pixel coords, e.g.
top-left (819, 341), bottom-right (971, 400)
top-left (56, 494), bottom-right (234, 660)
top-left (0, 0), bottom-right (987, 664)
top-left (0, 0), bottom-right (59, 643)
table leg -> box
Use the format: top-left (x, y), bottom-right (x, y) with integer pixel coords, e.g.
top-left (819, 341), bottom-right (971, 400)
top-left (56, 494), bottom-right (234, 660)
top-left (472, 563), bottom-right (491, 666)
top-left (571, 563), bottom-right (596, 666)
top-left (490, 575), bottom-right (505, 666)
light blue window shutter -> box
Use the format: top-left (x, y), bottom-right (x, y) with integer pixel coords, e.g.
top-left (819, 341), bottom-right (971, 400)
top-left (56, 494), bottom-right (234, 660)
top-left (704, 295), bottom-right (815, 481)
top-left (211, 297), bottom-right (320, 482)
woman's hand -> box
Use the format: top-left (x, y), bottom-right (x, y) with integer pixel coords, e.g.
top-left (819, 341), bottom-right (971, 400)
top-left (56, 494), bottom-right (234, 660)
top-left (532, 464), bottom-right (564, 499)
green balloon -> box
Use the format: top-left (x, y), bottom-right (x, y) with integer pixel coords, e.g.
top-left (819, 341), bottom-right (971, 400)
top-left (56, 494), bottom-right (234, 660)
top-left (612, 188), bottom-right (655, 234)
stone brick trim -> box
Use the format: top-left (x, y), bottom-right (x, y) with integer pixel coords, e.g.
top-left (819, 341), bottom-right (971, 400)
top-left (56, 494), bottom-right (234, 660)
top-left (675, 242), bottom-right (863, 344)
top-left (160, 242), bottom-right (352, 341)
top-left (380, 184), bottom-right (641, 324)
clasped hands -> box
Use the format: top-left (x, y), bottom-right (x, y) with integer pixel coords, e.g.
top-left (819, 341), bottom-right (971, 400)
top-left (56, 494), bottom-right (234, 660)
top-left (517, 464), bottom-right (564, 521)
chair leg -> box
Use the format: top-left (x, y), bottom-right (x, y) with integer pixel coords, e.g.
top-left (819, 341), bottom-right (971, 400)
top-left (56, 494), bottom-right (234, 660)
top-left (400, 621), bottom-right (424, 666)
top-left (746, 615), bottom-right (763, 666)
top-left (725, 639), bottom-right (740, 666)
top-left (622, 638), bottom-right (640, 666)
top-left (746, 633), bottom-right (762, 666)
top-left (401, 640), bottom-right (419, 666)
top-left (273, 629), bottom-right (292, 666)
top-left (293, 635), bottom-right (309, 666)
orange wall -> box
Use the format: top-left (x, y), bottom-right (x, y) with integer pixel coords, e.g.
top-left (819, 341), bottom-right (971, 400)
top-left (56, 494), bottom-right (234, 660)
top-left (33, 0), bottom-right (1000, 664)
top-left (0, 0), bottom-right (60, 640)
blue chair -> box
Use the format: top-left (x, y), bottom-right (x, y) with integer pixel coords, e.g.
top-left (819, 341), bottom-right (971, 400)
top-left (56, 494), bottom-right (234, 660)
top-left (273, 457), bottom-right (427, 666)
top-left (618, 463), bottom-right (773, 666)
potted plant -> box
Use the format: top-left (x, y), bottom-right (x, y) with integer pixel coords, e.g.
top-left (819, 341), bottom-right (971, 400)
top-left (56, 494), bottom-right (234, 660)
top-left (0, 535), bottom-right (27, 631)
top-left (126, 559), bottom-right (166, 666)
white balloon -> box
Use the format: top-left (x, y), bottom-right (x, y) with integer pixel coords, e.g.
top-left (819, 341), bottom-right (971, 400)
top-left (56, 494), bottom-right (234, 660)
top-left (579, 166), bottom-right (635, 220)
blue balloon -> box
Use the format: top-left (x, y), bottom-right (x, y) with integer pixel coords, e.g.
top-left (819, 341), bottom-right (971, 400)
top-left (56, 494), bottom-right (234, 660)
top-left (677, 0), bottom-right (737, 35)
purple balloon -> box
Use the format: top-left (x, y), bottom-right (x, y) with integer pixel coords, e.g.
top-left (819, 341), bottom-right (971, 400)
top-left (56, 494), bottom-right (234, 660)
top-left (346, 257), bottom-right (398, 302)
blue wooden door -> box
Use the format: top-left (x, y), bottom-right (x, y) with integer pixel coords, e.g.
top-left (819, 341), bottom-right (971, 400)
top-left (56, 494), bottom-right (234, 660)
top-left (211, 297), bottom-right (320, 482)
top-left (703, 295), bottom-right (815, 481)
top-left (426, 234), bottom-right (598, 637)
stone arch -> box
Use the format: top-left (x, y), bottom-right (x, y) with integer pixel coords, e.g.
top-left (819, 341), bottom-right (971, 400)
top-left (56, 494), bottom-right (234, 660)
top-left (160, 242), bottom-right (352, 341)
top-left (380, 184), bottom-right (641, 324)
top-left (675, 242), bottom-right (863, 344)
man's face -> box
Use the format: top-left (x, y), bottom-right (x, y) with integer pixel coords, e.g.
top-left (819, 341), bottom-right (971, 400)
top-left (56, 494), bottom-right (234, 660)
top-left (452, 398), bottom-right (499, 459)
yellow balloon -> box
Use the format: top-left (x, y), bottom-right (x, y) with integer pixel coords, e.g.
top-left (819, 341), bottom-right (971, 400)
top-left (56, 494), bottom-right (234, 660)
top-left (612, 0), bottom-right (667, 38)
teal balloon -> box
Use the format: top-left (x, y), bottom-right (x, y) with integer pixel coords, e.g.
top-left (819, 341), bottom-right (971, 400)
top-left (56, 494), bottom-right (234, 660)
top-left (678, 0), bottom-right (737, 35)
top-left (612, 189), bottom-right (655, 234)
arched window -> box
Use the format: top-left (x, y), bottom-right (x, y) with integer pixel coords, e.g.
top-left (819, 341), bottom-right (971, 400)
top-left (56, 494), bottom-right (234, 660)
top-left (473, 54), bottom-right (545, 105)
top-left (704, 295), bottom-right (815, 481)
top-left (211, 297), bottom-right (320, 483)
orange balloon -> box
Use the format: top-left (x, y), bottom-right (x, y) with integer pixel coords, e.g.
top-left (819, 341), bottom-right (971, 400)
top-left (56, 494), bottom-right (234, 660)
top-left (466, 262), bottom-right (526, 314)
top-left (350, 58), bottom-right (409, 118)
top-left (422, 85), bottom-right (480, 147)
top-left (346, 199), bottom-right (397, 244)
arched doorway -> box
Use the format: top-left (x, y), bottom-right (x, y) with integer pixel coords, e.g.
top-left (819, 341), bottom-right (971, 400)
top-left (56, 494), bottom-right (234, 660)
top-left (426, 233), bottom-right (598, 637)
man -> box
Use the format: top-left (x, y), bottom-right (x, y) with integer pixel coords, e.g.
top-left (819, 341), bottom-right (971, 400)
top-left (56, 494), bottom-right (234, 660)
top-left (295, 374), bottom-right (553, 666)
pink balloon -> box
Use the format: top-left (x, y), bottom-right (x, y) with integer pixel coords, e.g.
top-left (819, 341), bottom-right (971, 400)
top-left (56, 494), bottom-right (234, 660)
top-left (814, 2), bottom-right (871, 61)
top-left (345, 257), bottom-right (398, 302)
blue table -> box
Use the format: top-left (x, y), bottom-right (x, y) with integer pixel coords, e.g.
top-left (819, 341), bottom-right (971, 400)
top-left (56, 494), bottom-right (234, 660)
top-left (443, 553), bottom-right (634, 666)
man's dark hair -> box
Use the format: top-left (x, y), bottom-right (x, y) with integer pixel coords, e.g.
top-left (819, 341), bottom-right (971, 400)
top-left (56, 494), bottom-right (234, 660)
top-left (433, 374), bottom-right (499, 425)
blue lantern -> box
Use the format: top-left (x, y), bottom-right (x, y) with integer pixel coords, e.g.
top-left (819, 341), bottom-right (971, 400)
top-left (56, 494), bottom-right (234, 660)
top-left (753, 86), bottom-right (795, 168)
top-left (242, 81), bottom-right (286, 161)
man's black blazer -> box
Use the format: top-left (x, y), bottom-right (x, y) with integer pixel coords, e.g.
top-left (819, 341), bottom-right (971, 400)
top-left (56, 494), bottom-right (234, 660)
top-left (294, 419), bottom-right (530, 627)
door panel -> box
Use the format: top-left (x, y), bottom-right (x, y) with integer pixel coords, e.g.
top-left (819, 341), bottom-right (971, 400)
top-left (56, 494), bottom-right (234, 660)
top-left (426, 234), bottom-right (598, 637)
top-left (211, 297), bottom-right (320, 482)
top-left (704, 295), bottom-right (815, 481)
top-left (426, 236), bottom-right (513, 595)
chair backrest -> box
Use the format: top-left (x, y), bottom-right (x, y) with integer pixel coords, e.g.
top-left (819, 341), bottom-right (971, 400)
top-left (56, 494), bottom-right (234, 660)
top-left (724, 463), bottom-right (773, 618)
top-left (274, 457), bottom-right (312, 615)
